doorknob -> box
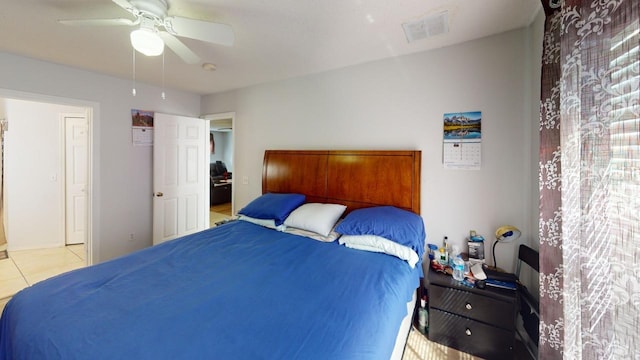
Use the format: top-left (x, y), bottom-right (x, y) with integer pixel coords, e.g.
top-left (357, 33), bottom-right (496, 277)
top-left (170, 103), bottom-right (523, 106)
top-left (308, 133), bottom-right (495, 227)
top-left (155, 192), bottom-right (163, 197)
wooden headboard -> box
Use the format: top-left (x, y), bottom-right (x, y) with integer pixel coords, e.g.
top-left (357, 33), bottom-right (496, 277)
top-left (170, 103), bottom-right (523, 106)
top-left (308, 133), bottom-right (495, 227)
top-left (262, 150), bottom-right (421, 214)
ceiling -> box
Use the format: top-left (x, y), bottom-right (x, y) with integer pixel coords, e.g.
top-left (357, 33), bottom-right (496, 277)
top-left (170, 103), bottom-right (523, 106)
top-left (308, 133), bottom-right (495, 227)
top-left (0, 0), bottom-right (541, 95)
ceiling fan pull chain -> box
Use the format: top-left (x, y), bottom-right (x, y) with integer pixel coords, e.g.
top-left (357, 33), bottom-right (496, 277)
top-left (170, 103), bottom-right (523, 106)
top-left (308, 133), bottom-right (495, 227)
top-left (132, 48), bottom-right (137, 97)
top-left (161, 52), bottom-right (166, 100)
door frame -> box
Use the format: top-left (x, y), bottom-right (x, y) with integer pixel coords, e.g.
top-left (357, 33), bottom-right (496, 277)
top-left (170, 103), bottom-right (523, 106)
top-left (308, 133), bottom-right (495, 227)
top-left (202, 111), bottom-right (236, 215)
top-left (1, 88), bottom-right (97, 265)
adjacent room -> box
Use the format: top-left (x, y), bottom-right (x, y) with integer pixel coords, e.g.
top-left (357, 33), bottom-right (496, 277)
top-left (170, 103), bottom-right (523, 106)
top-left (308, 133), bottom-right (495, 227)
top-left (0, 0), bottom-right (637, 359)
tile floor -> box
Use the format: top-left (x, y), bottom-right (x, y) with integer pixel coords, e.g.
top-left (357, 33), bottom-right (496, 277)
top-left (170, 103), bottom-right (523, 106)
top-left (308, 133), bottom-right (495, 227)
top-left (0, 244), bottom-right (86, 313)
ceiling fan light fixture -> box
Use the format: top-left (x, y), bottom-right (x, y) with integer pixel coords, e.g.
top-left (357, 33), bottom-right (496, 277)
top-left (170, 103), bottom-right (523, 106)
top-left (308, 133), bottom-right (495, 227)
top-left (130, 27), bottom-right (164, 56)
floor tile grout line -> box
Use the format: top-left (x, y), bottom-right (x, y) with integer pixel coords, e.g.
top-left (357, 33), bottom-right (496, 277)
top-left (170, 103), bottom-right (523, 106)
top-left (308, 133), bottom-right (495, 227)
top-left (5, 246), bottom-right (86, 289)
top-left (10, 256), bottom-right (30, 288)
top-left (66, 246), bottom-right (85, 262)
top-left (0, 255), bottom-right (30, 297)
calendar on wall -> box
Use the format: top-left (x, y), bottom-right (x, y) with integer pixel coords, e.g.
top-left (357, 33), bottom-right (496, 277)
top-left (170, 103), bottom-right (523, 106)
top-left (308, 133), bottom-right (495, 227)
top-left (442, 111), bottom-right (482, 170)
top-left (131, 109), bottom-right (154, 146)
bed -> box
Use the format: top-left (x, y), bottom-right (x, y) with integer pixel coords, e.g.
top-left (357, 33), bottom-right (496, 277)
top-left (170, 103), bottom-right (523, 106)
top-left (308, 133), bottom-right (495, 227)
top-left (0, 150), bottom-right (423, 360)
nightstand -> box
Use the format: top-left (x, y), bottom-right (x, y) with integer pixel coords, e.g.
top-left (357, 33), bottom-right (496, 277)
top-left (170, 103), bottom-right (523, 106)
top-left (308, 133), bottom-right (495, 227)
top-left (427, 266), bottom-right (517, 359)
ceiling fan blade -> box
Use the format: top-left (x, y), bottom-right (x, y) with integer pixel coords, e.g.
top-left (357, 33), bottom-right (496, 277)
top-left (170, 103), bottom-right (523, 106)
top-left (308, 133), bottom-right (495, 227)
top-left (165, 16), bottom-right (234, 46)
top-left (159, 32), bottom-right (201, 64)
top-left (112, 0), bottom-right (137, 14)
top-left (58, 18), bottom-right (136, 26)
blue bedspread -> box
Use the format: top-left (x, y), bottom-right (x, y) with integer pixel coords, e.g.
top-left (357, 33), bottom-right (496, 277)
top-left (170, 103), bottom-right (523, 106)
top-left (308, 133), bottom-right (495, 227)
top-left (0, 221), bottom-right (420, 359)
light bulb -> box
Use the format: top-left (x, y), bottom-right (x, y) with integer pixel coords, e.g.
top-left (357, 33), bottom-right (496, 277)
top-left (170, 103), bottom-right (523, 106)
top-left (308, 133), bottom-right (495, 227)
top-left (130, 28), bottom-right (164, 56)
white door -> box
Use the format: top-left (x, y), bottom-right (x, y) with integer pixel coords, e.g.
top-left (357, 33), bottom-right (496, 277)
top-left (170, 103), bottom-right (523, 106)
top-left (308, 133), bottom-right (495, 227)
top-left (64, 116), bottom-right (88, 245)
top-left (153, 113), bottom-right (208, 245)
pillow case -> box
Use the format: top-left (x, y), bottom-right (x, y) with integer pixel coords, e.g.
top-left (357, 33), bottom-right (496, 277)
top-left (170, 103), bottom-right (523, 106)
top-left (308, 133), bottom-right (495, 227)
top-left (339, 234), bottom-right (420, 268)
top-left (284, 226), bottom-right (341, 243)
top-left (335, 206), bottom-right (426, 258)
top-left (237, 215), bottom-right (286, 231)
top-left (284, 203), bottom-right (347, 237)
top-left (238, 193), bottom-right (305, 226)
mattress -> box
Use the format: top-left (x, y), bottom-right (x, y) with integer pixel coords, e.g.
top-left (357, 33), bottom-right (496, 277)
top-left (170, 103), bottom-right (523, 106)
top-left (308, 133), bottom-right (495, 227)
top-left (0, 221), bottom-right (420, 359)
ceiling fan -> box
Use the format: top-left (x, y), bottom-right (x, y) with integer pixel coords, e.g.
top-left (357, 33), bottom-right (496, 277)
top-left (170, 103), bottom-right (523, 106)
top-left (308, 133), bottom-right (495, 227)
top-left (59, 0), bottom-right (234, 64)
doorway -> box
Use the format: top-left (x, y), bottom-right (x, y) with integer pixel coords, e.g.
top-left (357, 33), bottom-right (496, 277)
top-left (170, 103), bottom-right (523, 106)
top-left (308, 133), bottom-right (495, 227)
top-left (204, 112), bottom-right (235, 226)
top-left (0, 95), bottom-right (94, 265)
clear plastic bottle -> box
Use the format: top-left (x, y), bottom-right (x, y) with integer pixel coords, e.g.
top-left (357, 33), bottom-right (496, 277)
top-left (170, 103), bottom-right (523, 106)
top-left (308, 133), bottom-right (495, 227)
top-left (449, 244), bottom-right (461, 267)
top-left (452, 256), bottom-right (465, 281)
top-left (418, 298), bottom-right (428, 333)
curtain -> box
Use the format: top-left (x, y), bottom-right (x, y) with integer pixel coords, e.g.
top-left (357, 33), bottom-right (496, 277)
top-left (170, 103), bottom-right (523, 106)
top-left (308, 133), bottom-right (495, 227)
top-left (538, 0), bottom-right (639, 359)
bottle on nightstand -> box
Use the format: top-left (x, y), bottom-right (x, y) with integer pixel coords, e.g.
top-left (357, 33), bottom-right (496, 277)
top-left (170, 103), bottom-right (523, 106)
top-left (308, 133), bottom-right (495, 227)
top-left (418, 296), bottom-right (429, 333)
top-left (452, 256), bottom-right (465, 281)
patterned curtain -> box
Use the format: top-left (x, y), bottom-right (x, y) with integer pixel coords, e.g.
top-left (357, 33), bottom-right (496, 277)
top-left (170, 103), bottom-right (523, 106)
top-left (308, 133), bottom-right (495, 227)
top-left (538, 0), bottom-right (639, 359)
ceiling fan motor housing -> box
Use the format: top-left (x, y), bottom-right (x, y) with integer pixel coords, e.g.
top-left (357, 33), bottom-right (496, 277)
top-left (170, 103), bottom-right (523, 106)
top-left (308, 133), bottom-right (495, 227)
top-left (129, 0), bottom-right (168, 20)
top-left (60, 0), bottom-right (234, 63)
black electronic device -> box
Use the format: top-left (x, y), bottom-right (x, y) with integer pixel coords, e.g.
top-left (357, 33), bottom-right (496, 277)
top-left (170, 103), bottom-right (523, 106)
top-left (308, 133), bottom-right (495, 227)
top-left (483, 266), bottom-right (518, 283)
top-left (485, 279), bottom-right (517, 291)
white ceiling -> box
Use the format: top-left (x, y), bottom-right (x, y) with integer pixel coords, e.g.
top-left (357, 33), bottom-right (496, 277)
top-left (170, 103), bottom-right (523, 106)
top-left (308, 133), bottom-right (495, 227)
top-left (0, 0), bottom-right (541, 95)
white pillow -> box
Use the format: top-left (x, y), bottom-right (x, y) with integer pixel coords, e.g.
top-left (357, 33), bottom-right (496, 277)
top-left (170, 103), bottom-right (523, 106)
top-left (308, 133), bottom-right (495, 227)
top-left (238, 214), bottom-right (286, 231)
top-left (284, 203), bottom-right (347, 237)
top-left (284, 226), bottom-right (341, 242)
top-left (339, 234), bottom-right (420, 268)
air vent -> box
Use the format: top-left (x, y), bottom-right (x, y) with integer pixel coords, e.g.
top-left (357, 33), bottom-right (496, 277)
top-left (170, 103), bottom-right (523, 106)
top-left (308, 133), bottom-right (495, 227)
top-left (402, 11), bottom-right (449, 43)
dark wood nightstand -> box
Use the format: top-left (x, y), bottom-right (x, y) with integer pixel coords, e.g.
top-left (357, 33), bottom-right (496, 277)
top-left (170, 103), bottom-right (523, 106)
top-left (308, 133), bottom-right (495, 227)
top-left (427, 266), bottom-right (517, 359)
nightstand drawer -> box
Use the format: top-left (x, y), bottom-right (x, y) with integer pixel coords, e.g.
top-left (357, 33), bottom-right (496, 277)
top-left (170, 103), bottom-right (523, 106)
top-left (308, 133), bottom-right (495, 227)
top-left (430, 284), bottom-right (515, 330)
top-left (429, 309), bottom-right (515, 359)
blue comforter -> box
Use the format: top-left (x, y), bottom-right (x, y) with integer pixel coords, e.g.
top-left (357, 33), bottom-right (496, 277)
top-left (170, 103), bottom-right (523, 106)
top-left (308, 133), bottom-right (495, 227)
top-left (0, 221), bottom-right (420, 359)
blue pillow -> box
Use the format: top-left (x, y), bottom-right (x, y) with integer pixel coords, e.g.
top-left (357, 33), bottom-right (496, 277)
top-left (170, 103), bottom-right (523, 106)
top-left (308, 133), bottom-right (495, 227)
top-left (238, 193), bottom-right (306, 226)
top-left (335, 206), bottom-right (426, 258)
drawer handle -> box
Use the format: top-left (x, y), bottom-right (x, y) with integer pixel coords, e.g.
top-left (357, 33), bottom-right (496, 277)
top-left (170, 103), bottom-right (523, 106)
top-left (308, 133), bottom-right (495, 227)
top-left (465, 328), bottom-right (472, 336)
top-left (465, 303), bottom-right (472, 310)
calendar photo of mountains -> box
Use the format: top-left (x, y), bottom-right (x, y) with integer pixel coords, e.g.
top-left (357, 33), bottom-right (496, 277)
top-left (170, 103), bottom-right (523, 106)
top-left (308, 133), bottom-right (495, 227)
top-left (443, 111), bottom-right (482, 140)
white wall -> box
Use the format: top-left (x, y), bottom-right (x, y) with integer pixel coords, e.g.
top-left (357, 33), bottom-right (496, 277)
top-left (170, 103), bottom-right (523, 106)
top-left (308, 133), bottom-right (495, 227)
top-left (3, 100), bottom-right (85, 250)
top-left (202, 27), bottom-right (539, 273)
top-left (0, 51), bottom-right (201, 262)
